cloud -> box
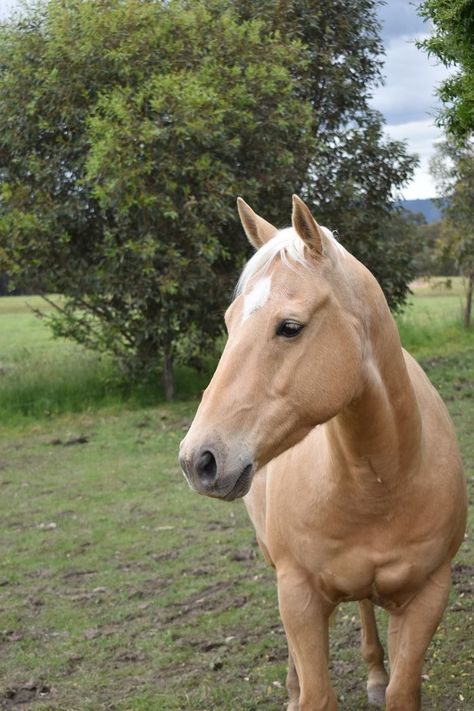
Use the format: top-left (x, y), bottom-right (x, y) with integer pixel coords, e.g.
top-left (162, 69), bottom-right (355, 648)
top-left (378, 0), bottom-right (428, 41)
top-left (371, 3), bottom-right (455, 198)
top-left (383, 119), bottom-right (445, 199)
top-left (370, 10), bottom-right (452, 199)
top-left (371, 33), bottom-right (450, 126)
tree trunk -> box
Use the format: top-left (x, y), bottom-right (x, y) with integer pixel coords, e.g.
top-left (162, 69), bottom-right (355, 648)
top-left (163, 350), bottom-right (175, 401)
top-left (464, 272), bottom-right (474, 329)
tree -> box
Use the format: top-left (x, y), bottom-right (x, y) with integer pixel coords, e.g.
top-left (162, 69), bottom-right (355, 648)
top-left (412, 220), bottom-right (458, 278)
top-left (430, 138), bottom-right (474, 327)
top-left (0, 0), bottom-right (418, 399)
top-left (0, 0), bottom-right (315, 398)
top-left (419, 0), bottom-right (474, 139)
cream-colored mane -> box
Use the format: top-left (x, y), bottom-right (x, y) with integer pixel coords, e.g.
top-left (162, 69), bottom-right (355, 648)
top-left (236, 225), bottom-right (344, 295)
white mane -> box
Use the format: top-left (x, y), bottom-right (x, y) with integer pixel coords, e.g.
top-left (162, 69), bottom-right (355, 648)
top-left (236, 225), bottom-right (344, 295)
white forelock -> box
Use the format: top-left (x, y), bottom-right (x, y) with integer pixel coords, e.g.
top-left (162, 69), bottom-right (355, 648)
top-left (242, 276), bottom-right (272, 323)
top-left (236, 225), bottom-right (344, 296)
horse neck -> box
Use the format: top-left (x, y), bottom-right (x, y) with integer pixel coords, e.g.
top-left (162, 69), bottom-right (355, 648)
top-left (327, 278), bottom-right (422, 487)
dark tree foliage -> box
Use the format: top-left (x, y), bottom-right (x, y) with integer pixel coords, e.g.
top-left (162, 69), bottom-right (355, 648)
top-left (233, 0), bottom-right (384, 125)
top-left (419, 0), bottom-right (474, 139)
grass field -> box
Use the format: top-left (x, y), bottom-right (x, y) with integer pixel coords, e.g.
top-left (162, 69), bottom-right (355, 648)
top-left (0, 283), bottom-right (473, 710)
top-left (397, 277), bottom-right (474, 358)
top-left (0, 296), bottom-right (210, 424)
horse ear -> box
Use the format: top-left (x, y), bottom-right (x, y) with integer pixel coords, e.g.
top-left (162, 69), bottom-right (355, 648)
top-left (237, 197), bottom-right (277, 250)
top-left (291, 195), bottom-right (325, 256)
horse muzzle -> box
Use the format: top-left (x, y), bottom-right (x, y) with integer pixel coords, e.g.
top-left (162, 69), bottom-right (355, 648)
top-left (179, 439), bottom-right (255, 501)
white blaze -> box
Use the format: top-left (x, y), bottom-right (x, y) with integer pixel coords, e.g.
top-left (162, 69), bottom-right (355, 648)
top-left (242, 276), bottom-right (272, 323)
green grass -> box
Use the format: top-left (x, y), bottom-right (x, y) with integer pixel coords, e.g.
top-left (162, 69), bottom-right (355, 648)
top-left (396, 277), bottom-right (473, 358)
top-left (0, 296), bottom-right (210, 423)
top-left (1, 281), bottom-right (473, 423)
top-left (0, 286), bottom-right (472, 709)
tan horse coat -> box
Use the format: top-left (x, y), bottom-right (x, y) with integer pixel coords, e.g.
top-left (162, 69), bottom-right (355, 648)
top-left (179, 196), bottom-right (467, 710)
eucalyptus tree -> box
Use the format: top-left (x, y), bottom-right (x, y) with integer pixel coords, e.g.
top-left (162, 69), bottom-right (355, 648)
top-left (0, 0), bottom-right (314, 398)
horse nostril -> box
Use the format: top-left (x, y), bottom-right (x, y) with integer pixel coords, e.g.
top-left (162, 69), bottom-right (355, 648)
top-left (196, 449), bottom-right (217, 486)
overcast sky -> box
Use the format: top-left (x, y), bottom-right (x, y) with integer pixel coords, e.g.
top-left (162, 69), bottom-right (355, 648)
top-left (372, 0), bottom-right (449, 199)
top-left (0, 0), bottom-right (449, 200)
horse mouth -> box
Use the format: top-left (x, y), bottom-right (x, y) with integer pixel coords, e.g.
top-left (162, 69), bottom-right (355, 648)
top-left (222, 463), bottom-right (254, 501)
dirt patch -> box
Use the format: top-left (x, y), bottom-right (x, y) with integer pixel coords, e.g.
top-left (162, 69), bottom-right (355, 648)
top-left (452, 562), bottom-right (474, 596)
top-left (149, 549), bottom-right (179, 563)
top-left (229, 548), bottom-right (256, 562)
top-left (114, 651), bottom-right (147, 665)
top-left (1, 681), bottom-right (51, 708)
top-left (48, 435), bottom-right (89, 446)
top-left (206, 520), bottom-right (234, 531)
top-left (160, 578), bottom-right (248, 625)
top-left (62, 569), bottom-right (98, 581)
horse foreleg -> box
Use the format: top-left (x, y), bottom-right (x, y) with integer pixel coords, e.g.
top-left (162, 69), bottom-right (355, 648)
top-left (286, 645), bottom-right (300, 711)
top-left (358, 599), bottom-right (389, 707)
top-left (385, 562), bottom-right (451, 710)
top-left (277, 567), bottom-right (336, 711)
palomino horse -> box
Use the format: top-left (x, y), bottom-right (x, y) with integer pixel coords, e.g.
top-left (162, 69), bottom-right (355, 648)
top-left (179, 196), bottom-right (467, 710)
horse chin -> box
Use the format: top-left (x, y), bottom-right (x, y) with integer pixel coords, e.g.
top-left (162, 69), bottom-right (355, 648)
top-left (202, 463), bottom-right (255, 502)
top-left (223, 463), bottom-right (255, 500)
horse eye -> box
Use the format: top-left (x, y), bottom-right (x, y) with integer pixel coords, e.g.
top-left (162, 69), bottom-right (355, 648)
top-left (276, 320), bottom-right (304, 338)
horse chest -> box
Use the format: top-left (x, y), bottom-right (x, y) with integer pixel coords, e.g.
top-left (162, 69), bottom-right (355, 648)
top-left (266, 488), bottom-right (430, 606)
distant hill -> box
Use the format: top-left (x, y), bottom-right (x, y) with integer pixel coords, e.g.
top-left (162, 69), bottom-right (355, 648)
top-left (398, 199), bottom-right (441, 224)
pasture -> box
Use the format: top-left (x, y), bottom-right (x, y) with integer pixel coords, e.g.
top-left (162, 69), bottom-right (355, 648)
top-left (0, 282), bottom-right (473, 710)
